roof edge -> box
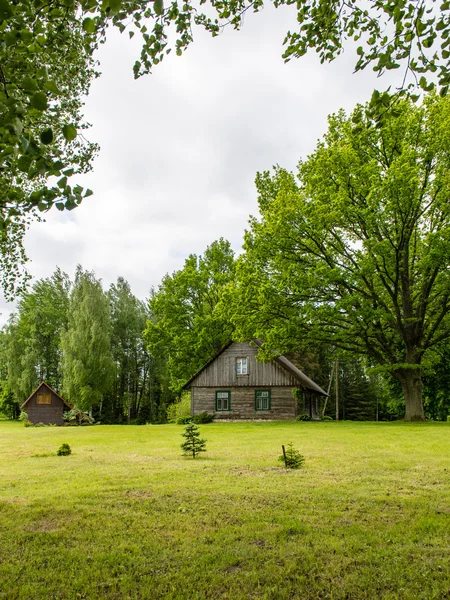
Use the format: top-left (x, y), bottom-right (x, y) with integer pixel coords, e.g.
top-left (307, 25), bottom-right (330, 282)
top-left (183, 339), bottom-right (328, 396)
top-left (21, 381), bottom-right (72, 410)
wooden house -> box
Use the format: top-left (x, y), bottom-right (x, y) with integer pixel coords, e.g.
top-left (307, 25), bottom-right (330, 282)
top-left (21, 382), bottom-right (71, 425)
top-left (183, 341), bottom-right (327, 420)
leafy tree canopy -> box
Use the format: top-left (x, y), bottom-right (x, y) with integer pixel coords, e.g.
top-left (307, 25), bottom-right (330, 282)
top-left (145, 238), bottom-right (235, 393)
top-left (61, 266), bottom-right (114, 411)
top-left (227, 93), bottom-right (450, 421)
top-left (2, 0), bottom-right (450, 295)
top-left (0, 0), bottom-right (98, 293)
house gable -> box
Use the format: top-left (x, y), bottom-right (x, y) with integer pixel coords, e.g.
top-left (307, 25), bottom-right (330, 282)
top-left (186, 341), bottom-right (303, 388)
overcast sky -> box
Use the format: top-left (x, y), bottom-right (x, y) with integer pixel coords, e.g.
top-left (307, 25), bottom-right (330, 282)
top-left (0, 5), bottom-right (400, 323)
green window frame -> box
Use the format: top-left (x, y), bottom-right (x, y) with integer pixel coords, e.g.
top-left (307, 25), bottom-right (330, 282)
top-left (215, 390), bottom-right (231, 412)
top-left (255, 390), bottom-right (271, 411)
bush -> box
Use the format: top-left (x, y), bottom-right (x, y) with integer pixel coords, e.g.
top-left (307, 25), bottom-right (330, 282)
top-left (177, 416), bottom-right (193, 424)
top-left (296, 413), bottom-right (312, 421)
top-left (19, 410), bottom-right (28, 423)
top-left (23, 420), bottom-right (33, 428)
top-left (193, 411), bottom-right (214, 424)
top-left (279, 443), bottom-right (305, 469)
top-left (322, 415), bottom-right (334, 421)
top-left (57, 443), bottom-right (72, 456)
top-left (63, 408), bottom-right (94, 426)
top-left (167, 392), bottom-right (191, 423)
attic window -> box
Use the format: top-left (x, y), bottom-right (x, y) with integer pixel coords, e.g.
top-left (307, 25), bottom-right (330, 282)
top-left (236, 358), bottom-right (248, 375)
top-left (37, 393), bottom-right (51, 405)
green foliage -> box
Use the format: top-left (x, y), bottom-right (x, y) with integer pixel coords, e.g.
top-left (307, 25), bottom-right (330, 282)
top-left (108, 277), bottom-right (151, 424)
top-left (145, 239), bottom-right (235, 392)
top-left (321, 415), bottom-right (333, 421)
top-left (19, 410), bottom-right (32, 427)
top-left (167, 392), bottom-right (191, 423)
top-left (279, 443), bottom-right (305, 469)
top-left (192, 411), bottom-right (214, 424)
top-left (63, 408), bottom-right (94, 426)
top-left (296, 414), bottom-right (311, 422)
top-left (229, 94), bottom-right (450, 421)
top-left (176, 415), bottom-right (193, 425)
top-left (0, 0), bottom-right (98, 295)
top-left (61, 266), bottom-right (114, 413)
top-left (56, 443), bottom-right (71, 456)
top-left (2, 269), bottom-right (70, 403)
top-left (0, 383), bottom-right (19, 419)
top-left (180, 422), bottom-right (206, 458)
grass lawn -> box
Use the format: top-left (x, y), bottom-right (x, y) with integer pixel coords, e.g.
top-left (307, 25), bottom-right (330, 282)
top-left (0, 420), bottom-right (449, 600)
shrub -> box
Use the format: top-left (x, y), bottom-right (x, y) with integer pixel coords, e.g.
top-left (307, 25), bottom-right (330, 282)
top-left (322, 415), bottom-right (334, 421)
top-left (193, 411), bottom-right (214, 424)
top-left (23, 420), bottom-right (33, 428)
top-left (63, 408), bottom-right (94, 425)
top-left (181, 423), bottom-right (207, 458)
top-left (177, 416), bottom-right (193, 424)
top-left (279, 443), bottom-right (305, 469)
top-left (57, 443), bottom-right (72, 456)
top-left (19, 410), bottom-right (28, 423)
top-left (167, 392), bottom-right (191, 423)
top-left (296, 413), bottom-right (312, 421)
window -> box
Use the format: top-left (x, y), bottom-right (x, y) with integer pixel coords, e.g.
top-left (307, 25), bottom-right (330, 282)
top-left (255, 390), bottom-right (271, 411)
top-left (37, 393), bottom-right (51, 405)
top-left (236, 357), bottom-right (248, 375)
top-left (216, 391), bottom-right (230, 411)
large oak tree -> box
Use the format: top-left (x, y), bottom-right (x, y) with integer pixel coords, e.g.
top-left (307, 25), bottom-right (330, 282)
top-left (228, 94), bottom-right (450, 420)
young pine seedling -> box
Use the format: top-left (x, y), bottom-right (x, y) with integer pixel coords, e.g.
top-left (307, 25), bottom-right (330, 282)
top-left (181, 422), bottom-right (206, 458)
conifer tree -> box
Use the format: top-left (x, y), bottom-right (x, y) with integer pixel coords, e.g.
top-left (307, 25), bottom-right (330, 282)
top-left (181, 423), bottom-right (207, 458)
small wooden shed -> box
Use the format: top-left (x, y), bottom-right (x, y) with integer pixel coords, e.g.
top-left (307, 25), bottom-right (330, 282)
top-left (21, 382), bottom-right (71, 426)
top-left (183, 341), bottom-right (328, 420)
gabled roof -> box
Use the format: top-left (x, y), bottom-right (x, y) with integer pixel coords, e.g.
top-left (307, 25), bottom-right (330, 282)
top-left (182, 341), bottom-right (233, 390)
top-left (183, 340), bottom-right (328, 396)
top-left (20, 381), bottom-right (72, 409)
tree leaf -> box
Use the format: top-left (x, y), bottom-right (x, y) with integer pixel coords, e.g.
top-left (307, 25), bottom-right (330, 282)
top-left (0, 0), bottom-right (13, 20)
top-left (109, 0), bottom-right (121, 12)
top-left (82, 17), bottom-right (96, 33)
top-left (44, 80), bottom-right (63, 95)
top-left (22, 77), bottom-right (39, 92)
top-left (154, 0), bottom-right (164, 16)
top-left (40, 128), bottom-right (54, 145)
top-left (62, 124), bottom-right (77, 141)
top-left (30, 92), bottom-right (48, 111)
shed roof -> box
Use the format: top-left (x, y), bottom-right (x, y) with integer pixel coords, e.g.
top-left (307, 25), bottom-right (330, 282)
top-left (20, 381), bottom-right (72, 410)
top-left (183, 340), bottom-right (328, 396)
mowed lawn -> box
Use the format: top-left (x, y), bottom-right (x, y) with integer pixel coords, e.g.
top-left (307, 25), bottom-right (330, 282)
top-left (0, 420), bottom-right (449, 600)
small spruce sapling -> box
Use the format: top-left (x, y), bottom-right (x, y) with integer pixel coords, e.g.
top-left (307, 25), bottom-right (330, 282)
top-left (57, 443), bottom-right (72, 456)
top-left (279, 443), bottom-right (305, 469)
top-left (181, 423), bottom-right (206, 458)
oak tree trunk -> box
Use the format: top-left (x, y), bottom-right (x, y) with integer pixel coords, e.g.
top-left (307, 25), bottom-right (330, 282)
top-left (393, 367), bottom-right (425, 421)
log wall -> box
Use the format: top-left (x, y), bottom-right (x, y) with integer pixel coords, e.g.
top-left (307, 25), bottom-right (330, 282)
top-left (192, 386), bottom-right (297, 420)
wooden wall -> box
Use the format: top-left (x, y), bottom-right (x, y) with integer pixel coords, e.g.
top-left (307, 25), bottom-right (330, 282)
top-left (192, 386), bottom-right (297, 420)
top-left (26, 385), bottom-right (67, 425)
top-left (191, 342), bottom-right (300, 388)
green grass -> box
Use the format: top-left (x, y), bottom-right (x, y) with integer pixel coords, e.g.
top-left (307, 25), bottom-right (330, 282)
top-left (1, 420), bottom-right (449, 600)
